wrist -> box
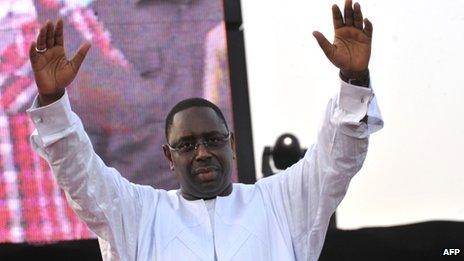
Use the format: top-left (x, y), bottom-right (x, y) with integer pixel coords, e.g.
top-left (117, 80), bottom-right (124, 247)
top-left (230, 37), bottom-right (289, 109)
top-left (38, 89), bottom-right (65, 107)
top-left (339, 69), bottom-right (370, 87)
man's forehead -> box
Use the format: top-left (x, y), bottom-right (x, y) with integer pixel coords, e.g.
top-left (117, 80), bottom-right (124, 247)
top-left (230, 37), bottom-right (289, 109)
top-left (171, 106), bottom-right (227, 135)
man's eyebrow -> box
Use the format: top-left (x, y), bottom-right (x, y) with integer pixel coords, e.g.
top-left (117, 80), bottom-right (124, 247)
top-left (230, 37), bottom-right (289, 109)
top-left (176, 131), bottom-right (226, 142)
top-left (175, 134), bottom-right (196, 142)
top-left (203, 131), bottom-right (225, 136)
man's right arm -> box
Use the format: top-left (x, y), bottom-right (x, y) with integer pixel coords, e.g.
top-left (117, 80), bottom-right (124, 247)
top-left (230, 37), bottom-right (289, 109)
top-left (27, 91), bottom-right (157, 260)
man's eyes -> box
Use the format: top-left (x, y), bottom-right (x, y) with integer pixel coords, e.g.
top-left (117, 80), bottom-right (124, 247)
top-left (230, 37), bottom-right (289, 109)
top-left (206, 135), bottom-right (228, 145)
top-left (177, 141), bottom-right (195, 149)
top-left (173, 133), bottom-right (228, 152)
top-left (176, 137), bottom-right (222, 149)
top-left (206, 136), bottom-right (221, 142)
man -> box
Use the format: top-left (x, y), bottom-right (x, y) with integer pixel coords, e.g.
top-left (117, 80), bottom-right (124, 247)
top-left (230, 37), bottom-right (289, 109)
top-left (27, 0), bottom-right (383, 260)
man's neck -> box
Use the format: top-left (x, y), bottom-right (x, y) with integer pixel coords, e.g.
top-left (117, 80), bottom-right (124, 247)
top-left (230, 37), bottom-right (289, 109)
top-left (181, 183), bottom-right (233, 201)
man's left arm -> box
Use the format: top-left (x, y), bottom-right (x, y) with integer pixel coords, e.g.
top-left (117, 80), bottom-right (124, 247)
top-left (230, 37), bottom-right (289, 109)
top-left (257, 1), bottom-right (383, 260)
top-left (257, 78), bottom-right (383, 260)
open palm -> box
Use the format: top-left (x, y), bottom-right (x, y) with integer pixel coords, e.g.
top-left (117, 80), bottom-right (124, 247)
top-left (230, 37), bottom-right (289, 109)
top-left (313, 0), bottom-right (372, 73)
top-left (29, 20), bottom-right (91, 105)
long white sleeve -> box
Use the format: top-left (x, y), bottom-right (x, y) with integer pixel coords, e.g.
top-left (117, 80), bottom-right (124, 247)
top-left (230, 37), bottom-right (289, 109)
top-left (27, 92), bottom-right (158, 260)
top-left (256, 80), bottom-right (383, 261)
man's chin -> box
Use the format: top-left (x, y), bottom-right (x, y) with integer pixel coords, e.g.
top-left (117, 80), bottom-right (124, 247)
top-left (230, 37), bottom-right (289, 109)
top-left (192, 180), bottom-right (232, 199)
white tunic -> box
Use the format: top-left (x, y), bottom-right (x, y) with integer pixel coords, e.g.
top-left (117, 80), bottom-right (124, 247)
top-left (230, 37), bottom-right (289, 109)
top-left (27, 80), bottom-right (383, 261)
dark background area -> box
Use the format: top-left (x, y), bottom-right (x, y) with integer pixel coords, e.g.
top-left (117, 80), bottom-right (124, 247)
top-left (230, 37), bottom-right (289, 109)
top-left (224, 0), bottom-right (256, 184)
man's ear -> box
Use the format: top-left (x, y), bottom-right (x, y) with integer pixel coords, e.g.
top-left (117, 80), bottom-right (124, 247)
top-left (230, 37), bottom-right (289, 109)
top-left (162, 145), bottom-right (175, 171)
top-left (230, 132), bottom-right (236, 159)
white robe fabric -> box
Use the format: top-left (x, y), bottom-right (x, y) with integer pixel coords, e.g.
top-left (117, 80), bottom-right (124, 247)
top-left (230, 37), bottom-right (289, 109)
top-left (27, 80), bottom-right (383, 261)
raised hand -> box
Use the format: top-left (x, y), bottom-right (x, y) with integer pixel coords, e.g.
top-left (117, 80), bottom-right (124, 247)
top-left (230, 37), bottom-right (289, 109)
top-left (313, 0), bottom-right (372, 77)
top-left (29, 20), bottom-right (91, 106)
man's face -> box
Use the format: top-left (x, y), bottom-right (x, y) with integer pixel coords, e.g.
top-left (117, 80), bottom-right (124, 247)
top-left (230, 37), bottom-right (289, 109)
top-left (163, 107), bottom-right (235, 200)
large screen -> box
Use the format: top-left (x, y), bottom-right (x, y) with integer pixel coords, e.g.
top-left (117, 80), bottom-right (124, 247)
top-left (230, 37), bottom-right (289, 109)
top-left (0, 0), bottom-right (236, 243)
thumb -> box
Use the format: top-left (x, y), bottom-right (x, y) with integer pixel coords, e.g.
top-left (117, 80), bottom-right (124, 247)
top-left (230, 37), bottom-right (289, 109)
top-left (70, 42), bottom-right (91, 72)
top-left (312, 31), bottom-right (335, 60)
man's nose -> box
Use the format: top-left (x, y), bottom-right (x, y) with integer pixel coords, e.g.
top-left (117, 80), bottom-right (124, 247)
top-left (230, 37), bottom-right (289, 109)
top-left (194, 143), bottom-right (212, 160)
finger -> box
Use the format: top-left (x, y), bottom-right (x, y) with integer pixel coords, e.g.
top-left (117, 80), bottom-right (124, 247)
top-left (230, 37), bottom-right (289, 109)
top-left (332, 4), bottom-right (344, 29)
top-left (312, 31), bottom-right (335, 60)
top-left (29, 42), bottom-right (39, 64)
top-left (54, 19), bottom-right (64, 46)
top-left (36, 23), bottom-right (47, 51)
top-left (363, 18), bottom-right (373, 38)
top-left (344, 0), bottom-right (354, 26)
top-left (70, 42), bottom-right (92, 72)
top-left (46, 20), bottom-right (55, 48)
top-left (353, 2), bottom-right (363, 30)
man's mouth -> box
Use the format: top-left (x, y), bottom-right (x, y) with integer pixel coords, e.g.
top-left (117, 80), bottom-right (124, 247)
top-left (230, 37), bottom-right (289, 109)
top-left (193, 166), bottom-right (219, 182)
